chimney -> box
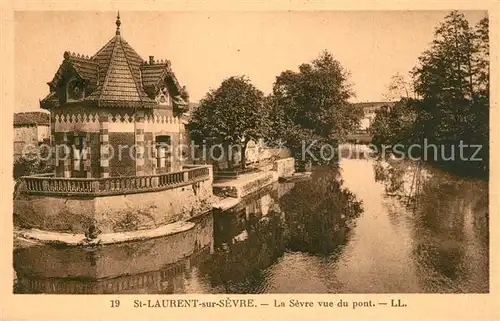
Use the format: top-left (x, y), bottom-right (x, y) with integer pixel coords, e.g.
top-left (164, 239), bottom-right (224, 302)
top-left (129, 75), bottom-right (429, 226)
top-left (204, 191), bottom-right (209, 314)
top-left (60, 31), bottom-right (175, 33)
top-left (149, 56), bottom-right (155, 64)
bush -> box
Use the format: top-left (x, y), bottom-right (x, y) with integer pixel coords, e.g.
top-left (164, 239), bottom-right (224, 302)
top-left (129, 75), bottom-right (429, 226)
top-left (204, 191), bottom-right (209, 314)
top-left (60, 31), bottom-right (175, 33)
top-left (13, 152), bottom-right (53, 180)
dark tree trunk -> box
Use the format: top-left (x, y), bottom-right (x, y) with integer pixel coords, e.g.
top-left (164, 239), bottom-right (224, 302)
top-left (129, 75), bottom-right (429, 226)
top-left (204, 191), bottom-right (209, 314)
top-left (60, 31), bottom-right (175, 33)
top-left (241, 140), bottom-right (249, 170)
top-left (224, 142), bottom-right (233, 169)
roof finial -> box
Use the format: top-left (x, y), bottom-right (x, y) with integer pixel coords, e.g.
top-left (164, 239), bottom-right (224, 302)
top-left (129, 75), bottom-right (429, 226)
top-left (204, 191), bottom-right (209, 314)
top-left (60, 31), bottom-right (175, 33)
top-left (115, 11), bottom-right (121, 35)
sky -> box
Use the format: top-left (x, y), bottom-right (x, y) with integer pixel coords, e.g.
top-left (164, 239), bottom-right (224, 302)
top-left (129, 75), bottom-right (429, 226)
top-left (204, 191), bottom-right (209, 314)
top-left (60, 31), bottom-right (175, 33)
top-left (14, 10), bottom-right (486, 112)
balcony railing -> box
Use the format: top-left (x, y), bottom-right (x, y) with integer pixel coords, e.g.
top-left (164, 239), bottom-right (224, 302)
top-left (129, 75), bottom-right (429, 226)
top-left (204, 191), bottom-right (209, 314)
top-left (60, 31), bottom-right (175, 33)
top-left (19, 166), bottom-right (211, 197)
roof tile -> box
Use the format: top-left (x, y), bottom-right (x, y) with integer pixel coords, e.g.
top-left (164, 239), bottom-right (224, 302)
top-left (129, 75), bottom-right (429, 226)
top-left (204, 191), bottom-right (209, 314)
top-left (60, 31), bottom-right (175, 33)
top-left (14, 112), bottom-right (50, 126)
top-left (86, 35), bottom-right (156, 107)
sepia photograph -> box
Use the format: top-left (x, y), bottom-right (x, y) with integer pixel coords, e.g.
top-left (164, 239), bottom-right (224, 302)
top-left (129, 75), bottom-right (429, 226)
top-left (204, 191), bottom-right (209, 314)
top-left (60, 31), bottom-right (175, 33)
top-left (9, 8), bottom-right (491, 300)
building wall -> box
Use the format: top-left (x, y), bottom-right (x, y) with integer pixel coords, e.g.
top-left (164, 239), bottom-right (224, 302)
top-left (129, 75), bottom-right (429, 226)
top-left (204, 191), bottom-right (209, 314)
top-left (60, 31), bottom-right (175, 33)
top-left (14, 192), bottom-right (96, 233)
top-left (108, 132), bottom-right (136, 177)
top-left (37, 125), bottom-right (50, 142)
top-left (52, 107), bottom-right (101, 177)
top-left (179, 123), bottom-right (194, 165)
top-left (142, 132), bottom-right (181, 175)
top-left (51, 107), bottom-right (184, 177)
top-left (13, 126), bottom-right (38, 157)
top-left (94, 174), bottom-right (212, 232)
top-left (272, 158), bottom-right (295, 177)
top-left (14, 126), bottom-right (37, 144)
top-left (360, 116), bottom-right (373, 130)
top-left (209, 138), bottom-right (292, 170)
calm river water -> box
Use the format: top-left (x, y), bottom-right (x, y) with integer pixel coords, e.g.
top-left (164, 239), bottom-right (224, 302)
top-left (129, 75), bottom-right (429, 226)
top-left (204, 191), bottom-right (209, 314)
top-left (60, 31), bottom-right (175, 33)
top-left (14, 156), bottom-right (489, 294)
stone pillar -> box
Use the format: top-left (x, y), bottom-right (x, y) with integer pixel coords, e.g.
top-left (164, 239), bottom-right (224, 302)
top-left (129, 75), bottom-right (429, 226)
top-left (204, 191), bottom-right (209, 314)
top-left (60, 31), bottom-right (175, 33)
top-left (84, 133), bottom-right (92, 178)
top-left (73, 133), bottom-right (81, 173)
top-left (151, 137), bottom-right (157, 175)
top-left (207, 165), bottom-right (214, 184)
top-left (150, 134), bottom-right (159, 186)
top-left (99, 113), bottom-right (110, 178)
top-left (135, 112), bottom-right (145, 176)
top-left (62, 132), bottom-right (71, 178)
top-left (50, 113), bottom-right (57, 173)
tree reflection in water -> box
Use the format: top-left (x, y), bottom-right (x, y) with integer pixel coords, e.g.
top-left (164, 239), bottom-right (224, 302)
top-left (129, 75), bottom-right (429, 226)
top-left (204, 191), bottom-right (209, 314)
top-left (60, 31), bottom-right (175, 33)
top-left (373, 160), bottom-right (409, 197)
top-left (280, 165), bottom-right (363, 254)
top-left (200, 210), bottom-right (287, 293)
top-left (373, 160), bottom-right (489, 292)
top-left (199, 166), bottom-right (364, 293)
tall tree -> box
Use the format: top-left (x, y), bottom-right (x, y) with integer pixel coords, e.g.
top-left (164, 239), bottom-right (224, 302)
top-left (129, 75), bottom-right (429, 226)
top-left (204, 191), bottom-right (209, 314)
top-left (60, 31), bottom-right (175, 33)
top-left (267, 51), bottom-right (362, 163)
top-left (189, 76), bottom-right (268, 169)
top-left (473, 16), bottom-right (489, 98)
top-left (471, 16), bottom-right (489, 157)
top-left (371, 11), bottom-right (489, 177)
top-left (412, 11), bottom-right (489, 175)
top-left (411, 11), bottom-right (479, 143)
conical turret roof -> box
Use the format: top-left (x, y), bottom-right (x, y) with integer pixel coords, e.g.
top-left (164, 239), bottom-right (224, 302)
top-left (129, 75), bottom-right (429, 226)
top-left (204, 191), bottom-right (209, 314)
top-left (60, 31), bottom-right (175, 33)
top-left (85, 35), bottom-right (155, 107)
top-left (85, 13), bottom-right (155, 107)
top-left (40, 13), bottom-right (189, 110)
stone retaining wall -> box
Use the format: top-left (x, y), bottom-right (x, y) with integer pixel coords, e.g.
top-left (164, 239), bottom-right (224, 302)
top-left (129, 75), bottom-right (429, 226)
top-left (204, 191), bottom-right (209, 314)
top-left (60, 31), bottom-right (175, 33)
top-left (272, 158), bottom-right (295, 177)
top-left (14, 167), bottom-right (215, 234)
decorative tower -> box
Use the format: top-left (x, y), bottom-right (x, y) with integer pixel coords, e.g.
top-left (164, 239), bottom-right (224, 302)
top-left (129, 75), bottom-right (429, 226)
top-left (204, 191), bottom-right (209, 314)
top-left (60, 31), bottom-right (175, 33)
top-left (40, 13), bottom-right (190, 178)
top-left (15, 13), bottom-right (214, 242)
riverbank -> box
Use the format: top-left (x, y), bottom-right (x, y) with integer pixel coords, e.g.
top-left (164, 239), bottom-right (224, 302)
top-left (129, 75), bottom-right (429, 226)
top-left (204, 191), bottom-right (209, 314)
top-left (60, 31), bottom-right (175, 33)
top-left (213, 158), bottom-right (295, 198)
top-left (15, 220), bottom-right (197, 247)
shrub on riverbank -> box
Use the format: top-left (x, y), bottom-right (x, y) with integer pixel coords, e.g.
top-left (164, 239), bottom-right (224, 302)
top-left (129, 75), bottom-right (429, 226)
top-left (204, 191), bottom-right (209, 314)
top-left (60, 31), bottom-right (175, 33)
top-left (13, 153), bottom-right (53, 180)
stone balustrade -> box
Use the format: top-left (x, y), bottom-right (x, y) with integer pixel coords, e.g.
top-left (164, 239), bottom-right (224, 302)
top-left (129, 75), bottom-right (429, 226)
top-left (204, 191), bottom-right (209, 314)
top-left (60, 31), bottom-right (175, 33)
top-left (20, 166), bottom-right (211, 197)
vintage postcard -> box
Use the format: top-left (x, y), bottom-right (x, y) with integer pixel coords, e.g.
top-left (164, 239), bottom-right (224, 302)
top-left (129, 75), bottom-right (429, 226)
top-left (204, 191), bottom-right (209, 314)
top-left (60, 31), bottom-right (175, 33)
top-left (1, 1), bottom-right (498, 320)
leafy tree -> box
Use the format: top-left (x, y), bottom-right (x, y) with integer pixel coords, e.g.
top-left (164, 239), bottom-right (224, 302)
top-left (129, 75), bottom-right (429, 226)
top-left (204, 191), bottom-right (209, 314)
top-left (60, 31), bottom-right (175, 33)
top-left (411, 11), bottom-right (489, 175)
top-left (382, 72), bottom-right (417, 102)
top-left (473, 16), bottom-right (489, 99)
top-left (370, 98), bottom-right (419, 151)
top-left (267, 51), bottom-right (362, 164)
top-left (188, 76), bottom-right (268, 169)
top-left (413, 11), bottom-right (477, 102)
top-left (371, 11), bottom-right (489, 177)
top-left (470, 16), bottom-right (489, 170)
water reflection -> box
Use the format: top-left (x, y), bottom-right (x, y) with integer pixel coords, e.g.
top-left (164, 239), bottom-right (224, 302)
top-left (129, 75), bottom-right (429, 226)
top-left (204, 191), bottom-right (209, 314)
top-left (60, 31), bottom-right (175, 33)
top-left (14, 214), bottom-right (214, 294)
top-left (373, 160), bottom-right (489, 292)
top-left (13, 158), bottom-right (488, 293)
top-left (196, 168), bottom-right (364, 293)
top-left (280, 166), bottom-right (363, 254)
top-left (14, 168), bottom-right (363, 294)
top-left (200, 207), bottom-right (287, 293)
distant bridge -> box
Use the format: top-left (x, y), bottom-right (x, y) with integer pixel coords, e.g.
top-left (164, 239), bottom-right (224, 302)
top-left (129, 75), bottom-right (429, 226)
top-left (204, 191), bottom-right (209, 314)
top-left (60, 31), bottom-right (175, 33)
top-left (346, 130), bottom-right (373, 144)
top-left (346, 101), bottom-right (395, 144)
